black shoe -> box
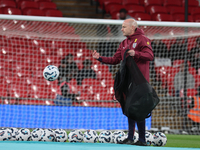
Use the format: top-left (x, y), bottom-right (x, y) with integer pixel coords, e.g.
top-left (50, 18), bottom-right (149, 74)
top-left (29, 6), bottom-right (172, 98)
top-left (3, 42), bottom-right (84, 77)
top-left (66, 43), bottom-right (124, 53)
top-left (117, 138), bottom-right (134, 144)
top-left (132, 141), bottom-right (147, 146)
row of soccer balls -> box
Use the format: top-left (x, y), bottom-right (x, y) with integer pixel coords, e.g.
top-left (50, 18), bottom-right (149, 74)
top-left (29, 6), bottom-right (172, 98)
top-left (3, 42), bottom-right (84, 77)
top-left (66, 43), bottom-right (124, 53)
top-left (0, 128), bottom-right (167, 146)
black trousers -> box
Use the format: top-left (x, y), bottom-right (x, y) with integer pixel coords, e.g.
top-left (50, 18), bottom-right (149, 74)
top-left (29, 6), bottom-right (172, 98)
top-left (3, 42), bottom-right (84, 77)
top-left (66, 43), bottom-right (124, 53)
top-left (128, 118), bottom-right (146, 143)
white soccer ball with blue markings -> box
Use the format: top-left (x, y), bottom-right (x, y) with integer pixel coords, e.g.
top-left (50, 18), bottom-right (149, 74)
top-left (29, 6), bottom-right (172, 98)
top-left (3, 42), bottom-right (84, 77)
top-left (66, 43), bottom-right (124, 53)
top-left (145, 131), bottom-right (153, 146)
top-left (16, 128), bottom-right (31, 141)
top-left (98, 130), bottom-right (113, 143)
top-left (55, 129), bottom-right (68, 142)
top-left (7, 128), bottom-right (18, 141)
top-left (43, 65), bottom-right (59, 81)
top-left (31, 128), bottom-right (44, 141)
top-left (133, 131), bottom-right (139, 143)
top-left (68, 130), bottom-right (83, 143)
top-left (0, 128), bottom-right (12, 141)
top-left (83, 130), bottom-right (98, 143)
top-left (152, 132), bottom-right (167, 146)
top-left (41, 129), bottom-right (55, 142)
top-left (112, 130), bottom-right (126, 144)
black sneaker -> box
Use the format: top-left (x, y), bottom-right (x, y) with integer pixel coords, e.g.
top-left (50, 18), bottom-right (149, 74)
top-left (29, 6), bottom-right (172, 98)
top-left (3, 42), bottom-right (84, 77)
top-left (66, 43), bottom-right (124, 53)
top-left (132, 141), bottom-right (147, 146)
top-left (117, 138), bottom-right (134, 144)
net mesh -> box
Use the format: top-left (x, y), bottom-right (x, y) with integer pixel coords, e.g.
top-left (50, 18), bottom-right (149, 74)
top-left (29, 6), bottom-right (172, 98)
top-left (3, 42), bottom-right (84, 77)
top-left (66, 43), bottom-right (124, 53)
top-left (0, 18), bottom-right (200, 133)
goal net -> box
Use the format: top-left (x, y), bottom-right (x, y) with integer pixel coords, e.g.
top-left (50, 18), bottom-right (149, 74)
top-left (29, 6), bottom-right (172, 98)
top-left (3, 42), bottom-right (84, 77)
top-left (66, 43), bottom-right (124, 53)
top-left (0, 15), bottom-right (200, 134)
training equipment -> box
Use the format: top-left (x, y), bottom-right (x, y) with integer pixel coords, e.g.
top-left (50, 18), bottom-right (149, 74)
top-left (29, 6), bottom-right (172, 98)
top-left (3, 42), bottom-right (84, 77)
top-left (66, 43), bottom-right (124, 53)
top-left (0, 128), bottom-right (12, 141)
top-left (43, 65), bottom-right (59, 81)
top-left (0, 15), bottom-right (200, 134)
top-left (98, 130), bottom-right (113, 143)
top-left (133, 131), bottom-right (139, 143)
top-left (31, 128), bottom-right (44, 141)
top-left (7, 128), bottom-right (18, 141)
top-left (152, 132), bottom-right (167, 146)
top-left (41, 129), bottom-right (55, 142)
top-left (16, 128), bottom-right (31, 141)
top-left (68, 130), bottom-right (83, 143)
top-left (145, 131), bottom-right (153, 146)
top-left (83, 130), bottom-right (98, 143)
top-left (55, 129), bottom-right (68, 142)
top-left (112, 130), bottom-right (126, 144)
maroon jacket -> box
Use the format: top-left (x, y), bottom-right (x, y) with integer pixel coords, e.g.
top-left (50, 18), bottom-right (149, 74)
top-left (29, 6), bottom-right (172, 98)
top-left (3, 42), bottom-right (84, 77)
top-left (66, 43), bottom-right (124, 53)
top-left (99, 28), bottom-right (154, 82)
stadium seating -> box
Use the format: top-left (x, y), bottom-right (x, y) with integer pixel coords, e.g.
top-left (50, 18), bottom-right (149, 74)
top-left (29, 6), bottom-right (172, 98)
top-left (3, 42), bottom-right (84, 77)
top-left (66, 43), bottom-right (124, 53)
top-left (167, 6), bottom-right (184, 15)
top-left (182, 0), bottom-right (199, 7)
top-left (152, 13), bottom-right (174, 21)
top-left (34, 0), bottom-right (52, 2)
top-left (129, 13), bottom-right (152, 21)
top-left (0, 0), bottom-right (16, 8)
top-left (2, 7), bottom-right (22, 15)
top-left (38, 1), bottom-right (57, 10)
top-left (173, 14), bottom-right (194, 22)
top-left (148, 6), bottom-right (169, 15)
top-left (106, 4), bottom-right (123, 14)
top-left (122, 0), bottom-right (140, 5)
top-left (193, 14), bottom-right (200, 22)
top-left (43, 9), bottom-right (63, 17)
top-left (22, 8), bottom-right (45, 16)
top-left (189, 7), bottom-right (200, 16)
top-left (126, 5), bottom-right (145, 14)
top-left (163, 0), bottom-right (182, 7)
top-left (144, 0), bottom-right (163, 12)
top-left (19, 1), bottom-right (39, 10)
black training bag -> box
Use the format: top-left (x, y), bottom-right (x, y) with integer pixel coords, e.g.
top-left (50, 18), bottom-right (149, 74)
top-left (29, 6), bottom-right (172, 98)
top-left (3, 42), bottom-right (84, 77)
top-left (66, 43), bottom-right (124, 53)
top-left (114, 49), bottom-right (160, 122)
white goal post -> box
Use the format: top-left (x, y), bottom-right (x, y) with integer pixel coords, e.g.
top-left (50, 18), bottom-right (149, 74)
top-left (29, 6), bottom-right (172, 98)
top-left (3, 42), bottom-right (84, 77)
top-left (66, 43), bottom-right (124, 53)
top-left (0, 14), bottom-right (200, 133)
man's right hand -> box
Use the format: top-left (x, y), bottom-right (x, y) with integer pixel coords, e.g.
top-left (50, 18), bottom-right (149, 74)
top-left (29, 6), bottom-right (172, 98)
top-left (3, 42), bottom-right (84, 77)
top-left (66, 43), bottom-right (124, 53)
top-left (92, 50), bottom-right (100, 59)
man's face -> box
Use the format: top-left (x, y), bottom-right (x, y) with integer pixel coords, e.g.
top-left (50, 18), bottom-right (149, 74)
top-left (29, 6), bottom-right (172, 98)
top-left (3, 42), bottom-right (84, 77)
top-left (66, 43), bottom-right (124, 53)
top-left (121, 21), bottom-right (134, 36)
top-left (119, 12), bottom-right (126, 20)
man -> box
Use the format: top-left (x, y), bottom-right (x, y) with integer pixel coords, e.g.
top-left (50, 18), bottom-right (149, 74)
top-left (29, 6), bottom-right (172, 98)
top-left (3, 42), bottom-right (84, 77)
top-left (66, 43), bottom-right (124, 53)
top-left (119, 8), bottom-right (133, 20)
top-left (92, 19), bottom-right (154, 146)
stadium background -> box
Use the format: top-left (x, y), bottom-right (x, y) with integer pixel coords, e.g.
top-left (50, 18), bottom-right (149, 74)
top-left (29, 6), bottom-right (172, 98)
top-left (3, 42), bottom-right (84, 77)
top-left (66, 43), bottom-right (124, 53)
top-left (0, 0), bottom-right (200, 143)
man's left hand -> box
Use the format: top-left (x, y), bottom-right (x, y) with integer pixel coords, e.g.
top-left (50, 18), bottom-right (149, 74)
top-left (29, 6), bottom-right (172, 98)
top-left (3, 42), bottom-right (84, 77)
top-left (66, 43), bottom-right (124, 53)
top-left (127, 50), bottom-right (135, 56)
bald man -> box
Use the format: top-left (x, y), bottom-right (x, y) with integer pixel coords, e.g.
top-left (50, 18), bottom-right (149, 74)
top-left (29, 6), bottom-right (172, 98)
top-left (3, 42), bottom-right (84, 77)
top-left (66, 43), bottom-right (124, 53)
top-left (93, 19), bottom-right (154, 146)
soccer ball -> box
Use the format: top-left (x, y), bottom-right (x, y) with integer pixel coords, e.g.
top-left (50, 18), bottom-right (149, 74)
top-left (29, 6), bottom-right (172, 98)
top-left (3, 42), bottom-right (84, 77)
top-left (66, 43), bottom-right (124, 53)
top-left (68, 130), bottom-right (83, 143)
top-left (41, 129), bottom-right (55, 142)
top-left (133, 131), bottom-right (139, 143)
top-left (31, 128), bottom-right (44, 141)
top-left (43, 65), bottom-right (59, 81)
top-left (83, 130), bottom-right (98, 143)
top-left (98, 130), bottom-right (113, 143)
top-left (7, 128), bottom-right (18, 141)
top-left (152, 132), bottom-right (167, 146)
top-left (16, 128), bottom-right (31, 141)
top-left (0, 129), bottom-right (12, 141)
top-left (145, 131), bottom-right (153, 146)
top-left (55, 129), bottom-right (68, 142)
top-left (112, 130), bottom-right (126, 144)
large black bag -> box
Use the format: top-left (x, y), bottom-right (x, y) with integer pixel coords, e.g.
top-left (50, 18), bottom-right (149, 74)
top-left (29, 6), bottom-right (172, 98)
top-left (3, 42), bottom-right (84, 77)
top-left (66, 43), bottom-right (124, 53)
top-left (114, 49), bottom-right (160, 122)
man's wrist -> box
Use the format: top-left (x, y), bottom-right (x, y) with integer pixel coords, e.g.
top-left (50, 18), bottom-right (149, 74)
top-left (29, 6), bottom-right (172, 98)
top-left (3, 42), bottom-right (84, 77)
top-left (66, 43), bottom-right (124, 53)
top-left (97, 57), bottom-right (102, 62)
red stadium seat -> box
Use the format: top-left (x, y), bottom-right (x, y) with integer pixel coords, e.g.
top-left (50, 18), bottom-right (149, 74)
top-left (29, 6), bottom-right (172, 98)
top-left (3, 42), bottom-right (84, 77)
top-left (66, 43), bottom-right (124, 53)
top-left (103, 0), bottom-right (122, 11)
top-left (139, 0), bottom-right (144, 5)
top-left (0, 83), bottom-right (8, 97)
top-left (167, 6), bottom-right (184, 15)
top-left (144, 0), bottom-right (162, 12)
top-left (149, 6), bottom-right (169, 14)
top-left (190, 7), bottom-right (200, 16)
top-left (38, 1), bottom-right (57, 10)
top-left (193, 14), bottom-right (200, 22)
top-left (182, 0), bottom-right (199, 7)
top-left (106, 4), bottom-right (124, 14)
top-left (34, 0), bottom-right (51, 1)
top-left (8, 82), bottom-right (29, 98)
top-left (173, 14), bottom-right (193, 22)
top-left (44, 9), bottom-right (62, 17)
top-left (163, 0), bottom-right (182, 7)
top-left (130, 13), bottom-right (152, 21)
top-left (122, 0), bottom-right (139, 5)
top-left (19, 1), bottom-right (39, 10)
top-left (126, 5), bottom-right (145, 14)
top-left (2, 7), bottom-right (22, 15)
top-left (0, 0), bottom-right (16, 8)
top-left (22, 8), bottom-right (45, 16)
top-left (152, 13), bottom-right (174, 21)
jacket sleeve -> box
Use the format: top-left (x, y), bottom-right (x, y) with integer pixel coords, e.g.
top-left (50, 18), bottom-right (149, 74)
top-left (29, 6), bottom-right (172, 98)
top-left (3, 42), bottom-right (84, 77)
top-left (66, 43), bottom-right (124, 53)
top-left (134, 37), bottom-right (154, 61)
top-left (99, 47), bottom-right (122, 65)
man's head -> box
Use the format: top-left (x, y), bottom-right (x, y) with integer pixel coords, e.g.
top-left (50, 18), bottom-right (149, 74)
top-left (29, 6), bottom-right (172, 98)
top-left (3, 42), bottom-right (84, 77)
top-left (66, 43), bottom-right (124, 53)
top-left (119, 8), bottom-right (128, 20)
top-left (121, 19), bottom-right (138, 36)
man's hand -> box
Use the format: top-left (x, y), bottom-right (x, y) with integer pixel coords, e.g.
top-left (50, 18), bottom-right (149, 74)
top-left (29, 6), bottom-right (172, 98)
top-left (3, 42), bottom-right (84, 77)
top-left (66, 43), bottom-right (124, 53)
top-left (127, 50), bottom-right (135, 56)
top-left (92, 50), bottom-right (100, 59)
